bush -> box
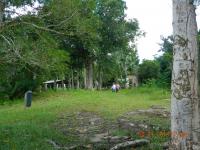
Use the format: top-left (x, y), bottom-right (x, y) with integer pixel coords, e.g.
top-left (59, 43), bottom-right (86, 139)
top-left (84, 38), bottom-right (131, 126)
top-left (138, 60), bottom-right (160, 84)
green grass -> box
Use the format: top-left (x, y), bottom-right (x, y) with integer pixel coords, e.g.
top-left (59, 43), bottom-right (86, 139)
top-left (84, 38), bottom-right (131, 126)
top-left (0, 87), bottom-right (170, 150)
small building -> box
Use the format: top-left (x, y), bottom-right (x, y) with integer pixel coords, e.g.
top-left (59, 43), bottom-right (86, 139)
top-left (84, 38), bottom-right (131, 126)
top-left (43, 80), bottom-right (64, 90)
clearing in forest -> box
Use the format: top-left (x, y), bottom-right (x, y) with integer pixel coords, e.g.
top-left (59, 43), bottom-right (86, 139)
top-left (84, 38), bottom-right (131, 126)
top-left (0, 87), bottom-right (170, 150)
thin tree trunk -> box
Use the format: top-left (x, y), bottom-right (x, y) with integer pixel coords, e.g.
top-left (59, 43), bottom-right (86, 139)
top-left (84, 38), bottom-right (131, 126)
top-left (68, 78), bottom-right (71, 88)
top-left (61, 79), bottom-right (64, 89)
top-left (71, 69), bottom-right (74, 89)
top-left (85, 58), bottom-right (93, 89)
top-left (99, 67), bottom-right (103, 90)
top-left (171, 0), bottom-right (200, 149)
top-left (44, 83), bottom-right (48, 90)
top-left (124, 58), bottom-right (128, 88)
top-left (83, 67), bottom-right (86, 88)
top-left (54, 79), bottom-right (57, 90)
top-left (0, 1), bottom-right (4, 27)
top-left (76, 71), bottom-right (80, 89)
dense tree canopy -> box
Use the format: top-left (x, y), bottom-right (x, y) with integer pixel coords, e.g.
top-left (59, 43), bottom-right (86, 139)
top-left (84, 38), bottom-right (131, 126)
top-left (0, 0), bottom-right (141, 99)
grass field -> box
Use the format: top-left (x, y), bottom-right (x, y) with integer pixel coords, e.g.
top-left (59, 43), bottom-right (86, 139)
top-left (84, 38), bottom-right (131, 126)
top-left (0, 87), bottom-right (170, 150)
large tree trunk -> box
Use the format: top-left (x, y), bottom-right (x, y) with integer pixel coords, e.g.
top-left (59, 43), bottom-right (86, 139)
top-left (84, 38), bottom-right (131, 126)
top-left (171, 0), bottom-right (200, 149)
top-left (85, 58), bottom-right (93, 89)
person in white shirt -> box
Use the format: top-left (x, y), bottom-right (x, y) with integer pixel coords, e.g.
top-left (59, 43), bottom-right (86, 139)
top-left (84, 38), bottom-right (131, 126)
top-left (111, 83), bottom-right (116, 92)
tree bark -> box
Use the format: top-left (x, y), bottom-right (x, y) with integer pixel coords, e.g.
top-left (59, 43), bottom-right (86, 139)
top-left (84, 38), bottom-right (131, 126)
top-left (85, 58), bottom-right (93, 89)
top-left (68, 78), bottom-right (71, 88)
top-left (99, 70), bottom-right (102, 90)
top-left (0, 1), bottom-right (5, 27)
top-left (61, 79), bottom-right (64, 89)
top-left (54, 79), bottom-right (57, 90)
top-left (76, 71), bottom-right (80, 89)
top-left (83, 67), bottom-right (86, 88)
top-left (71, 69), bottom-right (74, 89)
top-left (98, 66), bottom-right (103, 90)
top-left (171, 0), bottom-right (200, 149)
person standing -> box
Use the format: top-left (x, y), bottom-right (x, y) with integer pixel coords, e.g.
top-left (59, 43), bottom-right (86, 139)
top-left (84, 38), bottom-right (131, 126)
top-left (116, 83), bottom-right (120, 92)
top-left (111, 83), bottom-right (116, 92)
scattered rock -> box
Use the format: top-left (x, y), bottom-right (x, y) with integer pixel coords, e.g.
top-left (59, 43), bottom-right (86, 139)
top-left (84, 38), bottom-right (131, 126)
top-left (129, 123), bottom-right (135, 127)
top-left (90, 132), bottom-right (108, 143)
top-left (54, 107), bottom-right (170, 149)
top-left (150, 105), bottom-right (166, 109)
top-left (66, 144), bottom-right (92, 150)
top-left (126, 105), bottom-right (170, 118)
top-left (46, 139), bottom-right (61, 149)
top-left (108, 136), bottom-right (131, 144)
top-left (76, 128), bottom-right (88, 134)
top-left (138, 124), bottom-right (148, 129)
top-left (46, 139), bottom-right (93, 150)
top-left (118, 118), bottom-right (150, 133)
top-left (110, 139), bottom-right (150, 150)
top-left (89, 117), bottom-right (102, 125)
top-left (163, 141), bottom-right (169, 149)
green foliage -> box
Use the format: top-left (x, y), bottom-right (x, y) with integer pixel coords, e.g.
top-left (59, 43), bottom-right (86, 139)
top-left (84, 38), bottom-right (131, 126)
top-left (138, 60), bottom-right (160, 84)
top-left (41, 0), bottom-right (101, 84)
top-left (1, 0), bottom-right (142, 98)
top-left (95, 0), bottom-right (141, 85)
top-left (141, 79), bottom-right (158, 87)
top-left (117, 45), bottom-right (139, 75)
top-left (155, 36), bottom-right (173, 88)
top-left (138, 36), bottom-right (173, 88)
top-left (0, 14), bottom-right (69, 99)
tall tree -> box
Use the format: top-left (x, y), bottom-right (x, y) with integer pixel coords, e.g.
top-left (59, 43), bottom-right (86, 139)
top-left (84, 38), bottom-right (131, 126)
top-left (171, 0), bottom-right (200, 148)
top-left (96, 0), bottom-right (126, 88)
top-left (16, 0), bottom-right (101, 90)
top-left (0, 1), bottom-right (69, 99)
top-left (96, 0), bottom-right (141, 89)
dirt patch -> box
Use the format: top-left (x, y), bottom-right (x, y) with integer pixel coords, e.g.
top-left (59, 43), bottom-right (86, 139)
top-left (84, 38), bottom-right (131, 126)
top-left (118, 105), bottom-right (170, 133)
top-left (126, 105), bottom-right (170, 118)
top-left (53, 111), bottom-right (117, 148)
top-left (51, 106), bottom-right (170, 149)
top-left (56, 111), bottom-right (116, 135)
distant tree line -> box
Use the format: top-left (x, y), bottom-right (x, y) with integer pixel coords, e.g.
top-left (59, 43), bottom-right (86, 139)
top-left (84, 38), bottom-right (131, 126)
top-left (137, 36), bottom-right (173, 88)
top-left (138, 32), bottom-right (200, 88)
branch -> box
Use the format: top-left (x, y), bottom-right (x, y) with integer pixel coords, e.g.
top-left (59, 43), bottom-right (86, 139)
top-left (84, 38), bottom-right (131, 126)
top-left (110, 139), bottom-right (150, 150)
top-left (0, 34), bottom-right (11, 45)
top-left (47, 10), bottom-right (78, 28)
top-left (22, 21), bottom-right (68, 36)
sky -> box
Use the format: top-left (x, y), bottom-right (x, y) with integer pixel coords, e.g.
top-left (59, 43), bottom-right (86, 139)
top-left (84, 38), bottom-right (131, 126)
top-left (125, 0), bottom-right (200, 61)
